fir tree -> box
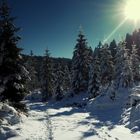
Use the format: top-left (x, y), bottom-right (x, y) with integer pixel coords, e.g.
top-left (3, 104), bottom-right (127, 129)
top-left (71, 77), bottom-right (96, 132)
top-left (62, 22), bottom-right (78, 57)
top-left (54, 63), bottom-right (64, 100)
top-left (109, 39), bottom-right (117, 58)
top-left (94, 41), bottom-right (102, 58)
top-left (88, 56), bottom-right (101, 98)
top-left (71, 31), bottom-right (93, 93)
top-left (61, 64), bottom-right (71, 92)
top-left (55, 84), bottom-right (63, 101)
top-left (100, 44), bottom-right (114, 86)
top-left (25, 50), bottom-right (38, 91)
top-left (0, 0), bottom-right (29, 106)
top-left (41, 49), bottom-right (53, 101)
top-left (114, 41), bottom-right (133, 88)
top-left (131, 43), bottom-right (140, 82)
top-left (125, 33), bottom-right (133, 53)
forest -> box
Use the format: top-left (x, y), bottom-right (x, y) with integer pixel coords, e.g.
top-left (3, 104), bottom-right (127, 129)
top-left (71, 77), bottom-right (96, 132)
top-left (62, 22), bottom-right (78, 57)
top-left (0, 0), bottom-right (140, 140)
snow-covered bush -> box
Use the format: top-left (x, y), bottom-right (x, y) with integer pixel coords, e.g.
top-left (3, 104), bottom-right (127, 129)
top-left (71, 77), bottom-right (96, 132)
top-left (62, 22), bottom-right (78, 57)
top-left (25, 90), bottom-right (42, 102)
top-left (130, 93), bottom-right (140, 107)
top-left (0, 103), bottom-right (26, 139)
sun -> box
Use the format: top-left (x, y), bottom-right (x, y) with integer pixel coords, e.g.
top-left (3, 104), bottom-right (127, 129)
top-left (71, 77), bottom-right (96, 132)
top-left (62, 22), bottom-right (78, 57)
top-left (124, 0), bottom-right (140, 22)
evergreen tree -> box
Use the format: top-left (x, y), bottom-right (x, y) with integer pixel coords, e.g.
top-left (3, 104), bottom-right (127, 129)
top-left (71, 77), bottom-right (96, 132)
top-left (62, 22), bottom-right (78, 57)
top-left (54, 63), bottom-right (64, 100)
top-left (131, 30), bottom-right (140, 58)
top-left (41, 49), bottom-right (53, 101)
top-left (114, 41), bottom-right (133, 88)
top-left (71, 31), bottom-right (93, 93)
top-left (125, 33), bottom-right (133, 53)
top-left (131, 43), bottom-right (140, 82)
top-left (109, 39), bottom-right (117, 58)
top-left (62, 64), bottom-right (71, 92)
top-left (25, 50), bottom-right (38, 91)
top-left (94, 41), bottom-right (102, 58)
top-left (55, 84), bottom-right (63, 101)
top-left (100, 44), bottom-right (114, 86)
top-left (0, 0), bottom-right (28, 106)
top-left (88, 56), bottom-right (101, 98)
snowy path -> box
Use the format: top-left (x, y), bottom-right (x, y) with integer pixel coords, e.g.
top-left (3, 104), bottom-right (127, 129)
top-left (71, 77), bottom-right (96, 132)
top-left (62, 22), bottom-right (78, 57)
top-left (47, 107), bottom-right (140, 140)
top-left (8, 102), bottom-right (140, 140)
top-left (9, 102), bottom-right (52, 140)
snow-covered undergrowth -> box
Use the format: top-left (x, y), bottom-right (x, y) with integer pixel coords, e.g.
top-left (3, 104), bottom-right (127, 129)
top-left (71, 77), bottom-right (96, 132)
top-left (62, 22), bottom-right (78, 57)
top-left (0, 103), bottom-right (26, 140)
top-left (25, 89), bottom-right (42, 102)
top-left (121, 86), bottom-right (140, 132)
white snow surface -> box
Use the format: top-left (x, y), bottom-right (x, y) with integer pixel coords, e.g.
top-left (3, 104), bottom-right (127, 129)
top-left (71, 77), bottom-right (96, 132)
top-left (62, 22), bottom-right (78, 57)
top-left (3, 87), bottom-right (140, 140)
top-left (0, 103), bottom-right (25, 140)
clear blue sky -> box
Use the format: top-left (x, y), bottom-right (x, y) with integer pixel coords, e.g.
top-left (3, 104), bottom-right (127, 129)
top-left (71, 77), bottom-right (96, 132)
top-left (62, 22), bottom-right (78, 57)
top-left (9, 0), bottom-right (140, 58)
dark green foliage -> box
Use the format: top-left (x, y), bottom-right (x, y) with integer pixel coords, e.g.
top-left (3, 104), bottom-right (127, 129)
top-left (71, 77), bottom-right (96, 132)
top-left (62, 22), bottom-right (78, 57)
top-left (100, 44), bottom-right (114, 86)
top-left (0, 1), bottom-right (28, 107)
top-left (72, 31), bottom-right (93, 93)
top-left (42, 49), bottom-right (53, 101)
top-left (25, 50), bottom-right (39, 91)
top-left (56, 85), bottom-right (63, 101)
top-left (88, 56), bottom-right (101, 98)
top-left (109, 39), bottom-right (117, 58)
top-left (9, 102), bottom-right (28, 113)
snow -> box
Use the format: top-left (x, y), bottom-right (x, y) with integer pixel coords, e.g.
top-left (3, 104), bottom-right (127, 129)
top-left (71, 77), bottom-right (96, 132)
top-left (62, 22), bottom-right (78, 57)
top-left (0, 103), bottom-right (25, 140)
top-left (3, 87), bottom-right (140, 140)
top-left (9, 102), bottom-right (49, 140)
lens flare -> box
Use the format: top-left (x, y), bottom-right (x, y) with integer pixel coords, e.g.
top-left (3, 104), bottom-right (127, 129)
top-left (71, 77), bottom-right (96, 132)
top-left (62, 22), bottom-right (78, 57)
top-left (124, 0), bottom-right (140, 22)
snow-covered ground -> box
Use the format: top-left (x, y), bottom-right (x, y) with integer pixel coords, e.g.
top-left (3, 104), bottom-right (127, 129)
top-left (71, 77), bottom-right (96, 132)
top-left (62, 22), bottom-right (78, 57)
top-left (1, 87), bottom-right (140, 140)
top-left (4, 90), bottom-right (140, 140)
top-left (8, 102), bottom-right (50, 140)
top-left (47, 105), bottom-right (140, 140)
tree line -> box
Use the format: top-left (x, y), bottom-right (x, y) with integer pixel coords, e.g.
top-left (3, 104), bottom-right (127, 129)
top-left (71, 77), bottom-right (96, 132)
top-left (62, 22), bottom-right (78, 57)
top-left (0, 0), bottom-right (140, 110)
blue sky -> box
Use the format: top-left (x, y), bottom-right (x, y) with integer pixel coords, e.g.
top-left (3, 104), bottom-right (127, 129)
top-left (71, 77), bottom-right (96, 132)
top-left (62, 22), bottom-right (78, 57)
top-left (9, 0), bottom-right (139, 58)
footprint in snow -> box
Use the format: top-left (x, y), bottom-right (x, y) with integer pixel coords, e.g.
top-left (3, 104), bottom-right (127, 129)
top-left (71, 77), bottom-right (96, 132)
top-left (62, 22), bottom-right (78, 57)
top-left (105, 132), bottom-right (112, 138)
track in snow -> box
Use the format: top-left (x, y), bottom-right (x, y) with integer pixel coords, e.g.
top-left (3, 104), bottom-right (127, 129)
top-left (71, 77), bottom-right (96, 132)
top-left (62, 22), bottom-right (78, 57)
top-left (9, 102), bottom-right (140, 140)
top-left (9, 102), bottom-right (53, 140)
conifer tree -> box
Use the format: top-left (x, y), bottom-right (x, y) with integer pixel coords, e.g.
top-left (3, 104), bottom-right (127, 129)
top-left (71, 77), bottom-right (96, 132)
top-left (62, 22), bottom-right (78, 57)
top-left (25, 50), bottom-right (38, 91)
top-left (0, 0), bottom-right (29, 106)
top-left (88, 56), bottom-right (101, 98)
top-left (54, 63), bottom-right (64, 100)
top-left (72, 31), bottom-right (93, 93)
top-left (131, 43), bottom-right (140, 82)
top-left (100, 44), bottom-right (114, 86)
top-left (109, 39), bottom-right (117, 58)
top-left (94, 41), bottom-right (102, 58)
top-left (114, 41), bottom-right (133, 88)
top-left (61, 64), bottom-right (71, 92)
top-left (41, 49), bottom-right (53, 101)
top-left (125, 33), bottom-right (133, 53)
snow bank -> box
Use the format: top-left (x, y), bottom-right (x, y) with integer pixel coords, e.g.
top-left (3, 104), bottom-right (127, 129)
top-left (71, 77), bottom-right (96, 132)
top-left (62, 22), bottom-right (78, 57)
top-left (129, 104), bottom-right (140, 132)
top-left (0, 103), bottom-right (26, 140)
top-left (110, 86), bottom-right (140, 132)
top-left (126, 88), bottom-right (140, 131)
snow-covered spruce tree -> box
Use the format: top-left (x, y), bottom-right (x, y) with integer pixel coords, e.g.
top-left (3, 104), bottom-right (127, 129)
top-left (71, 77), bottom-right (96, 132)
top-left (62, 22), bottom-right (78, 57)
top-left (41, 49), bottom-right (53, 101)
top-left (72, 31), bottom-right (93, 93)
top-left (94, 41), bottom-right (102, 58)
top-left (100, 44), bottom-right (114, 86)
top-left (61, 64), bottom-right (71, 92)
top-left (114, 41), bottom-right (133, 88)
top-left (109, 39), bottom-right (117, 58)
top-left (125, 33), bottom-right (133, 53)
top-left (25, 50), bottom-right (38, 91)
top-left (54, 63), bottom-right (64, 101)
top-left (131, 43), bottom-right (140, 83)
top-left (63, 65), bottom-right (71, 92)
top-left (0, 1), bottom-right (28, 109)
top-left (88, 55), bottom-right (101, 98)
